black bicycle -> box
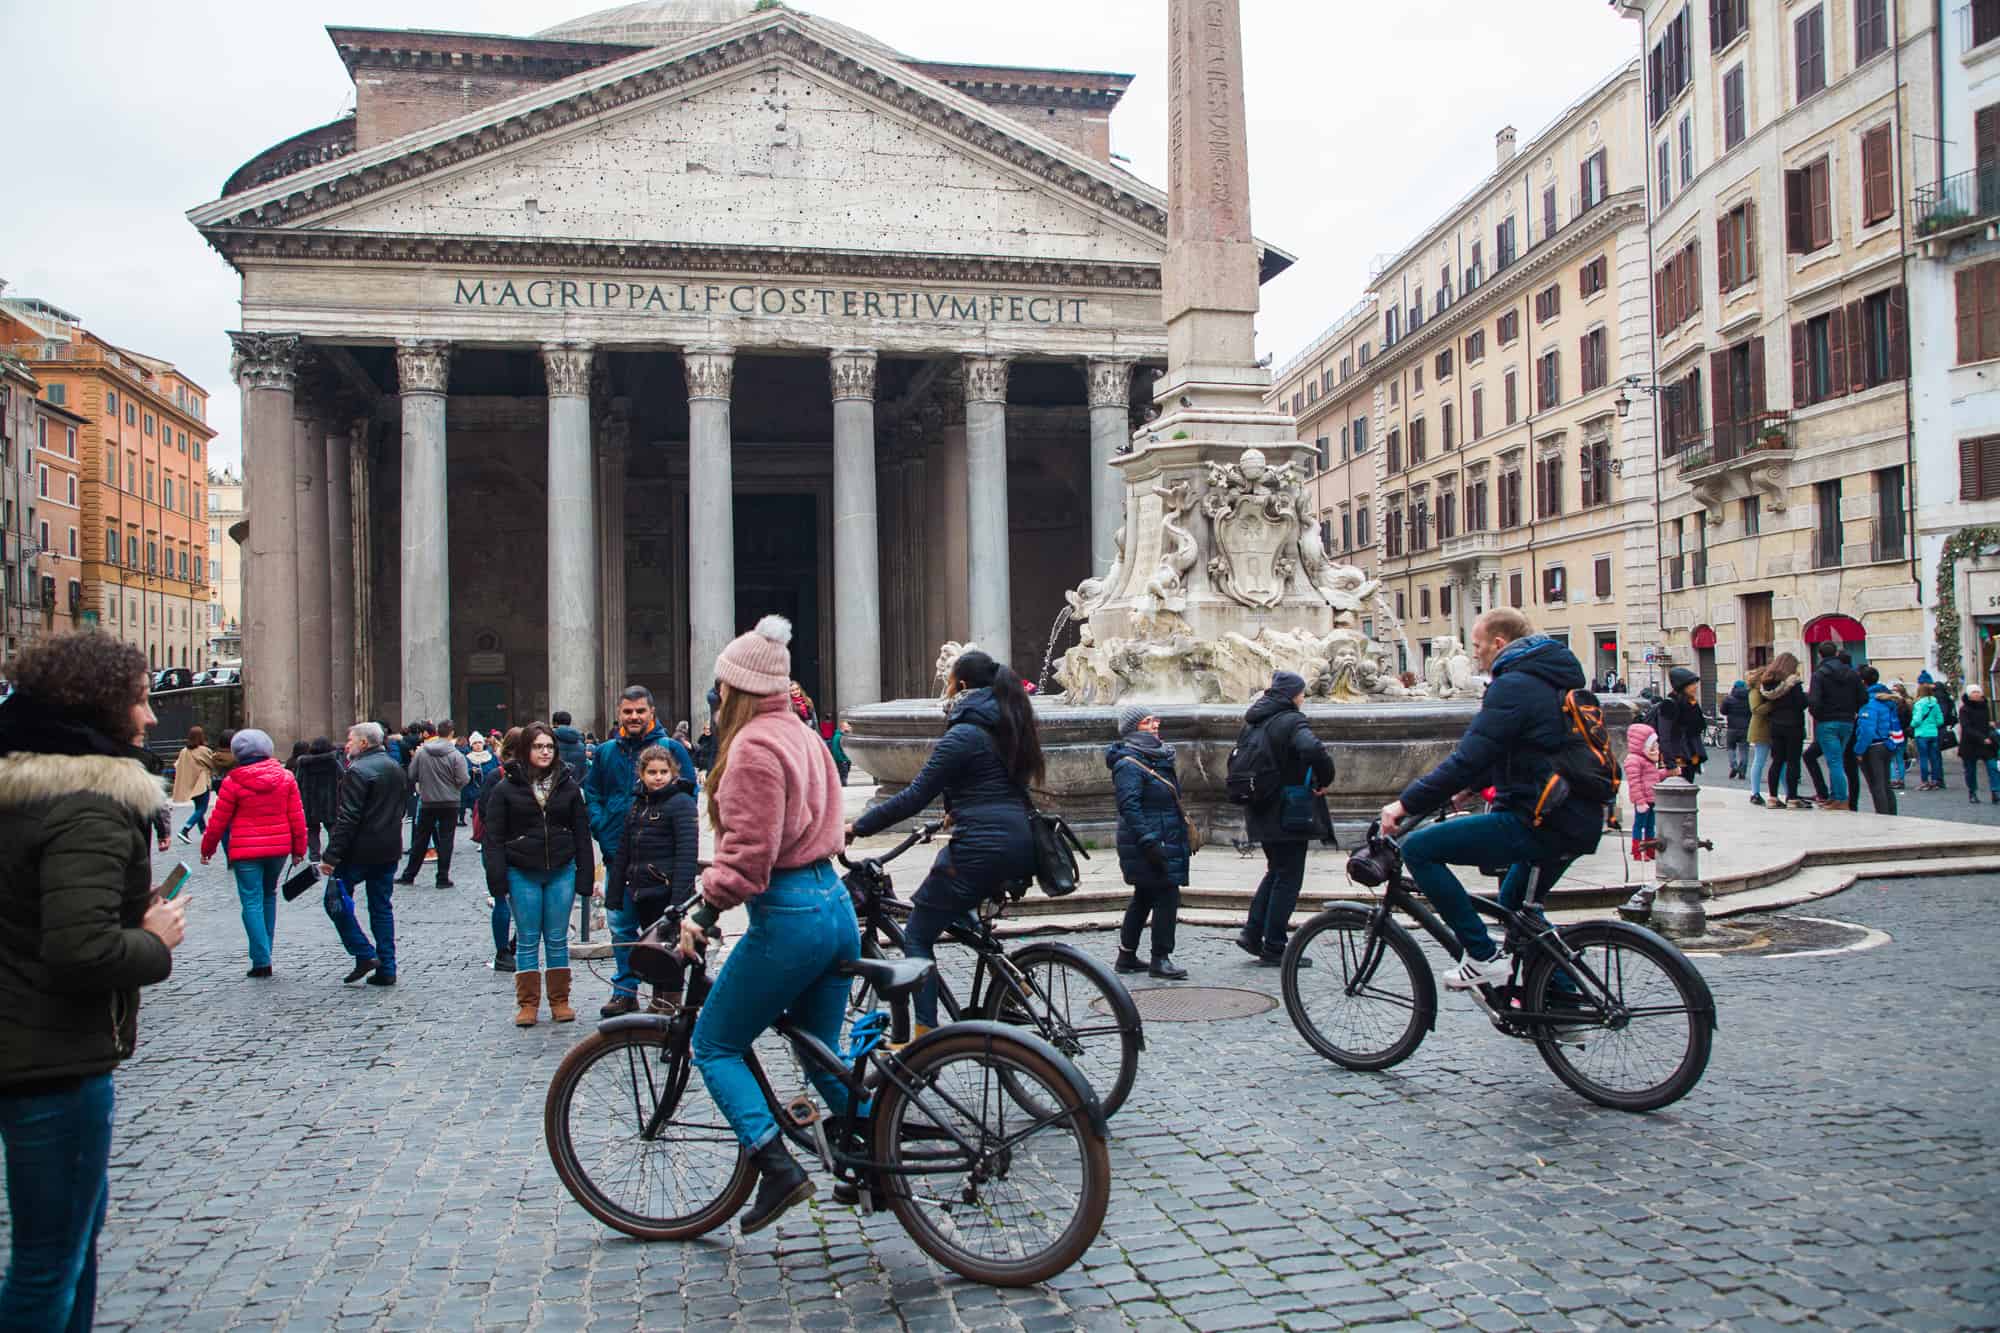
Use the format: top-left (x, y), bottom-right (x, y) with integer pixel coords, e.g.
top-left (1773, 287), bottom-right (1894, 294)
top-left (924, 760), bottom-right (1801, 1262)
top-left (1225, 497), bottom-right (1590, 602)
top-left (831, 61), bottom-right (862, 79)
top-left (1280, 813), bottom-right (1716, 1111)
top-left (842, 824), bottom-right (1145, 1119)
top-left (544, 900), bottom-right (1110, 1286)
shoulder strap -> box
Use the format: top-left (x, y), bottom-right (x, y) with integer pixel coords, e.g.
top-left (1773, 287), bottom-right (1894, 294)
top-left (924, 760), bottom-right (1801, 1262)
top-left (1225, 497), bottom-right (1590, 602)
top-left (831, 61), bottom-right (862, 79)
top-left (1117, 755), bottom-right (1182, 801)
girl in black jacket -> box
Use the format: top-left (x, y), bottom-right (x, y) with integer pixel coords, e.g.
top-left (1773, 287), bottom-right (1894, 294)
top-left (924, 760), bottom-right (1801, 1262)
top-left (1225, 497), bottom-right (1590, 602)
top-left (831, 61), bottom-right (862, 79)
top-left (482, 723), bottom-right (594, 1027)
top-left (846, 651), bottom-right (1042, 1034)
top-left (606, 746), bottom-right (700, 936)
top-left (1108, 706), bottom-right (1190, 981)
top-left (1652, 667), bottom-right (1709, 780)
top-left (1961, 687), bottom-right (2000, 802)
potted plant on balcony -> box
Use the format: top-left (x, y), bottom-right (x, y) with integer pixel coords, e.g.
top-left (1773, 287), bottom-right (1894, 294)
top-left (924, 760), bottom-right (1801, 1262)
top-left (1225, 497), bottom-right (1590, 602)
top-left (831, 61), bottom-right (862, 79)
top-left (1920, 206), bottom-right (1972, 237)
top-left (1756, 421), bottom-right (1787, 450)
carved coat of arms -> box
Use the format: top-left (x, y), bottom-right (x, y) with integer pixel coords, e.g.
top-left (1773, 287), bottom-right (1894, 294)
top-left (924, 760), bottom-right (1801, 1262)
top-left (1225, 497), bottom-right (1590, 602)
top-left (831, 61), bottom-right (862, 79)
top-left (1202, 448), bottom-right (1303, 609)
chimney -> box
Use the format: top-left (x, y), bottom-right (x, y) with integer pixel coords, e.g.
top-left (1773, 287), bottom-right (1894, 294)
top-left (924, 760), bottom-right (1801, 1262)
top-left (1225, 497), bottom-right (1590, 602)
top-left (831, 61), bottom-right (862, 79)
top-left (1496, 126), bottom-right (1518, 168)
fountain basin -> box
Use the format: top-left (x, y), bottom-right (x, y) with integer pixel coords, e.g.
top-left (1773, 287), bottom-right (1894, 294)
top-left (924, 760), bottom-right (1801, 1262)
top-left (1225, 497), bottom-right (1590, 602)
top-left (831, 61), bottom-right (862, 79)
top-left (843, 696), bottom-right (1639, 845)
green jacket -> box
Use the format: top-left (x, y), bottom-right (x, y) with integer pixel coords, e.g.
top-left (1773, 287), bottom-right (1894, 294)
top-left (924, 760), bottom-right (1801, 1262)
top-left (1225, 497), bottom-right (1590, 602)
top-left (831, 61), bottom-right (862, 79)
top-left (1912, 695), bottom-right (1945, 739)
top-left (0, 751), bottom-right (174, 1088)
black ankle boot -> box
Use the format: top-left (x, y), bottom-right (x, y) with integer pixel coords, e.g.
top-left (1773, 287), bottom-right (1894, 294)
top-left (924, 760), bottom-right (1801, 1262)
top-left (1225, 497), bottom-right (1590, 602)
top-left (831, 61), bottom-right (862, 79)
top-left (1113, 948), bottom-right (1145, 974)
top-left (1148, 954), bottom-right (1188, 980)
top-left (740, 1139), bottom-right (813, 1235)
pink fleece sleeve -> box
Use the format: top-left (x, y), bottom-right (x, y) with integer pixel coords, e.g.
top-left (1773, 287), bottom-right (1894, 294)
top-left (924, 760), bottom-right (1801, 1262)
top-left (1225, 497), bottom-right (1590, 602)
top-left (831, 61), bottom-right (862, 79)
top-left (702, 741), bottom-right (786, 909)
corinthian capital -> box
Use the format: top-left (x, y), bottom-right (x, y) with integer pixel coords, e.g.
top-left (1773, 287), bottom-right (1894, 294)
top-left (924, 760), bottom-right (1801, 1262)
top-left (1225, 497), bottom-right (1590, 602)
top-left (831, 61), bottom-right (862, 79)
top-left (1086, 356), bottom-right (1136, 410)
top-left (540, 342), bottom-right (594, 398)
top-left (395, 339), bottom-right (452, 396)
top-left (228, 331), bottom-right (302, 393)
top-left (828, 347), bottom-right (878, 402)
top-left (682, 344), bottom-right (735, 401)
top-left (963, 354), bottom-right (1011, 406)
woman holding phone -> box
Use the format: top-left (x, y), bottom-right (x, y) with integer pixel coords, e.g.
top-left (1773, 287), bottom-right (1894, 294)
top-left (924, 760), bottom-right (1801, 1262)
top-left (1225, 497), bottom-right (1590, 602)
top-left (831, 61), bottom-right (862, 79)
top-left (0, 631), bottom-right (187, 1330)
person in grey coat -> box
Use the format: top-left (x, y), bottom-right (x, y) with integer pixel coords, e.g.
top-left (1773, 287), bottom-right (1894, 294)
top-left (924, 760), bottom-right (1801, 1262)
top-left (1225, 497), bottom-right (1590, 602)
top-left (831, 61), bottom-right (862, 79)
top-left (400, 720), bottom-right (469, 888)
top-left (1107, 705), bottom-right (1190, 980)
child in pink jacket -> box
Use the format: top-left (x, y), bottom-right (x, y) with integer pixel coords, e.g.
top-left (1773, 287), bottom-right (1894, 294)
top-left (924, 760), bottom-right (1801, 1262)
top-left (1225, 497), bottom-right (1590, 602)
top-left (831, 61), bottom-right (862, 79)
top-left (1623, 721), bottom-right (1665, 861)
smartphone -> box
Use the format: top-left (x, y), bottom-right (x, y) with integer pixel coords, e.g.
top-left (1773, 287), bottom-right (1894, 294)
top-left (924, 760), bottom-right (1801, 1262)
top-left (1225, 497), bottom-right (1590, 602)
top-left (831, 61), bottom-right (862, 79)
top-left (160, 861), bottom-right (191, 901)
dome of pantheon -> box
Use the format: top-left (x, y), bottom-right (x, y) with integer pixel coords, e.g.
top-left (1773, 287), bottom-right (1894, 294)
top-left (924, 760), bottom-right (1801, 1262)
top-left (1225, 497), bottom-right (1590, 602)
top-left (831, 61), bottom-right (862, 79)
top-left (538, 1), bottom-right (904, 59)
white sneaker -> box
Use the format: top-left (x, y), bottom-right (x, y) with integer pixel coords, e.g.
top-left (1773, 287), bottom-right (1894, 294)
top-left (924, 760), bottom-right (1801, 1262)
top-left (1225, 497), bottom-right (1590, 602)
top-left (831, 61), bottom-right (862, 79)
top-left (176, 828), bottom-right (192, 845)
top-left (1443, 949), bottom-right (1512, 990)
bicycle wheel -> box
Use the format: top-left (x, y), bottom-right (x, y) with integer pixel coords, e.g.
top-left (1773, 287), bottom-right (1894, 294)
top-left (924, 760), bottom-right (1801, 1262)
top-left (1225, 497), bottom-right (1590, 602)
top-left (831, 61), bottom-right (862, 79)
top-left (981, 943), bottom-right (1140, 1119)
top-left (544, 1026), bottom-right (754, 1239)
top-left (1281, 906), bottom-right (1434, 1071)
top-left (873, 1031), bottom-right (1110, 1287)
top-left (1523, 921), bottom-right (1713, 1112)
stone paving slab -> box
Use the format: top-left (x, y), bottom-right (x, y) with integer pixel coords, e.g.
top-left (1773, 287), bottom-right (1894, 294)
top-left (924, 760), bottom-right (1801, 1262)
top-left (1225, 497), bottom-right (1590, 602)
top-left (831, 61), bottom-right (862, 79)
top-left (13, 836), bottom-right (1998, 1331)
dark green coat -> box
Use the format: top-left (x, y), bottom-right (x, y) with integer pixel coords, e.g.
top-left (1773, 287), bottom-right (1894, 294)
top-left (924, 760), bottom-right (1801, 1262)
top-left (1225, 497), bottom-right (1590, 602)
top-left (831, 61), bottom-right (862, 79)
top-left (0, 750), bottom-right (174, 1088)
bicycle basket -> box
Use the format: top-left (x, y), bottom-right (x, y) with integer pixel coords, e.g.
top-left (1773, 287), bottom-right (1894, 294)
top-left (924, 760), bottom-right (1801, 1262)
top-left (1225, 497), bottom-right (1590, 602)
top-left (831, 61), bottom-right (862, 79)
top-left (628, 919), bottom-right (686, 991)
top-left (1345, 820), bottom-right (1400, 887)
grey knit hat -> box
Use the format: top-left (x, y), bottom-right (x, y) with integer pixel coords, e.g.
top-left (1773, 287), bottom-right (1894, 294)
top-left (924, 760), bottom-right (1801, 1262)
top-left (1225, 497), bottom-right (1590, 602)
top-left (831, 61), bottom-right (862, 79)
top-left (231, 728), bottom-right (275, 763)
top-left (1117, 704), bottom-right (1154, 737)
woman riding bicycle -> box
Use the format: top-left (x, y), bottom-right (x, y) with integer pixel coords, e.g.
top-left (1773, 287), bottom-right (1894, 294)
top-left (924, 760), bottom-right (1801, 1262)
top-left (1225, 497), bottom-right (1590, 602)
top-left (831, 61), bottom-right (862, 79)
top-left (675, 615), bottom-right (854, 1236)
top-left (844, 650), bottom-right (1042, 1040)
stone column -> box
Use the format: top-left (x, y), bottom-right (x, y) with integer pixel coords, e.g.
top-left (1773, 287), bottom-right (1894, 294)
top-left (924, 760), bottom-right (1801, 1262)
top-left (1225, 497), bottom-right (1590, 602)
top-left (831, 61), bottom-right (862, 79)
top-left (963, 354), bottom-right (1012, 662)
top-left (829, 347), bottom-right (881, 713)
top-left (294, 393), bottom-right (332, 743)
top-left (396, 339), bottom-right (452, 724)
top-left (229, 331), bottom-right (302, 746)
top-left (1086, 356), bottom-right (1135, 576)
top-left (350, 422), bottom-right (374, 720)
top-left (684, 345), bottom-right (735, 726)
top-left (596, 400), bottom-right (630, 733)
top-left (326, 418), bottom-right (356, 730)
top-left (543, 343), bottom-right (599, 728)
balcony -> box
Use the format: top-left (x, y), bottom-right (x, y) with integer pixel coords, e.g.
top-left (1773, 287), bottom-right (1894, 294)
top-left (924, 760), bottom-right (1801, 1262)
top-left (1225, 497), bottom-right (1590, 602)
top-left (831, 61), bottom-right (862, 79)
top-left (1913, 166), bottom-right (2000, 248)
top-left (1439, 530), bottom-right (1503, 563)
top-left (1679, 412), bottom-right (1792, 477)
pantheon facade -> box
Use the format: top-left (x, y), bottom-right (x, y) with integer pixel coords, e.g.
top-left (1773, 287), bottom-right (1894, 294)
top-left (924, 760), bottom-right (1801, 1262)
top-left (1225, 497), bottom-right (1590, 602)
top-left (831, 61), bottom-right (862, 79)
top-left (191, 0), bottom-right (1289, 739)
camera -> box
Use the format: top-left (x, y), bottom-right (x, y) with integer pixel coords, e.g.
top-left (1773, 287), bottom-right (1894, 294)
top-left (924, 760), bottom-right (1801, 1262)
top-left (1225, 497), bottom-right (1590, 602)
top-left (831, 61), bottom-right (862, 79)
top-left (1345, 822), bottom-right (1403, 887)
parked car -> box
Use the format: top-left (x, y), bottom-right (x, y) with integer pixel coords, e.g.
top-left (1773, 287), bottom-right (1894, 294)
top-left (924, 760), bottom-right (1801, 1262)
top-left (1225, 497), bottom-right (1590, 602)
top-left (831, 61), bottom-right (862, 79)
top-left (193, 666), bottom-right (241, 686)
top-left (151, 667), bottom-right (195, 692)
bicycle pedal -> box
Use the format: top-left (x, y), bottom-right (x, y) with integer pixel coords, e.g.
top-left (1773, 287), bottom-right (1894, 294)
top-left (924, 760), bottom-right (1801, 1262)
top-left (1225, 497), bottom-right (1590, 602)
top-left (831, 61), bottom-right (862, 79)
top-left (783, 1095), bottom-right (822, 1128)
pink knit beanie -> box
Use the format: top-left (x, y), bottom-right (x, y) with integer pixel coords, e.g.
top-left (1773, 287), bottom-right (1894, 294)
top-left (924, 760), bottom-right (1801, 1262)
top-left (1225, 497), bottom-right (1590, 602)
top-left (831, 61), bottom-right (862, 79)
top-left (715, 615), bottom-right (793, 696)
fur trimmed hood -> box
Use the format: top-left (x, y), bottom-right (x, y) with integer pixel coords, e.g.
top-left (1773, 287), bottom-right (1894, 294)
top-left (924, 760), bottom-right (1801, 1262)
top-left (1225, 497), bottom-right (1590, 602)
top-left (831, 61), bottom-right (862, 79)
top-left (0, 751), bottom-right (164, 818)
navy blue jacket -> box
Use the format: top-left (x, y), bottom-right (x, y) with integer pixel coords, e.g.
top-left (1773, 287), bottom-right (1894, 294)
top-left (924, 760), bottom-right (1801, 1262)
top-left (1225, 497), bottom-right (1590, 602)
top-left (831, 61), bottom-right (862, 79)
top-left (1107, 740), bottom-right (1190, 886)
top-left (605, 778), bottom-right (699, 925)
top-left (1399, 635), bottom-right (1604, 853)
top-left (1239, 692), bottom-right (1336, 845)
top-left (851, 688), bottom-right (1034, 889)
top-left (584, 724), bottom-right (668, 858)
top-left (553, 726), bottom-right (589, 784)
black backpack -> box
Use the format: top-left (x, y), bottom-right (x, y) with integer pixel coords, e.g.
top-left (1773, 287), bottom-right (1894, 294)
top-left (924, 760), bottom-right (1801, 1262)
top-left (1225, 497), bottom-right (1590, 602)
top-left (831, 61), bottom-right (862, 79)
top-left (1529, 689), bottom-right (1621, 829)
top-left (1226, 716), bottom-right (1285, 806)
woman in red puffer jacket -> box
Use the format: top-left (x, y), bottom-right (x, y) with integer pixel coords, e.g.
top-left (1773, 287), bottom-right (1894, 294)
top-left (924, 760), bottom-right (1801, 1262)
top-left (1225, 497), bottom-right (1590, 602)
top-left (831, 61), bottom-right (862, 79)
top-left (200, 728), bottom-right (307, 978)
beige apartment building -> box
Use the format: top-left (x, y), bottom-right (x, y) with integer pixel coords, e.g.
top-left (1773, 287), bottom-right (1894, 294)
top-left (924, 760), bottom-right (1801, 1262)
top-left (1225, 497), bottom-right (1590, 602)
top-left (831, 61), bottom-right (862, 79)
top-left (1621, 0), bottom-right (1930, 696)
top-left (1271, 63), bottom-right (1662, 688)
top-left (207, 467), bottom-right (242, 664)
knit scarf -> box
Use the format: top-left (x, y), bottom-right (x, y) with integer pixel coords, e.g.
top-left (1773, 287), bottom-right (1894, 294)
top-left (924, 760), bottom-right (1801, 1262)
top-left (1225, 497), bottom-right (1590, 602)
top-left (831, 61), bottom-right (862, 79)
top-left (1122, 730), bottom-right (1168, 757)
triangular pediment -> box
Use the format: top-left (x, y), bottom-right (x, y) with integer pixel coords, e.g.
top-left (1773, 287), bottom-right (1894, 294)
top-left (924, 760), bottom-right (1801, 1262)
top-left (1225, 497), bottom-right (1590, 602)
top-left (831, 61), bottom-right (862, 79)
top-left (188, 10), bottom-right (1207, 276)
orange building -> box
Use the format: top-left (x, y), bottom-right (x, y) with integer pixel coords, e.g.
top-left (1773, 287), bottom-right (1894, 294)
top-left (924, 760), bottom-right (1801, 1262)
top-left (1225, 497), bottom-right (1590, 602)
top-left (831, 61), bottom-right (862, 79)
top-left (29, 396), bottom-right (87, 640)
top-left (1, 295), bottom-right (216, 669)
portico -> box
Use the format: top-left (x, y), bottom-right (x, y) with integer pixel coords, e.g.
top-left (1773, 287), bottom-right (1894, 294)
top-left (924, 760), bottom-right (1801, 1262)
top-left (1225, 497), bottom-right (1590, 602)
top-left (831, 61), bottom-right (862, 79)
top-left (191, 4), bottom-right (1292, 744)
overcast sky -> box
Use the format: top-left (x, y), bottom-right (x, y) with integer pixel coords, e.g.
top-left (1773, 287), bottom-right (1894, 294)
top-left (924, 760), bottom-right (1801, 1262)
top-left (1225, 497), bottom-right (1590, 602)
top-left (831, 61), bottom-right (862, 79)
top-left (2, 1), bottom-right (1638, 471)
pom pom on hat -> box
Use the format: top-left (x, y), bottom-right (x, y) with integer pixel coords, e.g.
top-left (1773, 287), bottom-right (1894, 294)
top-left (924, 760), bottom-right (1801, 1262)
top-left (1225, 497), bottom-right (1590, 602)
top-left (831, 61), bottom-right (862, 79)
top-left (716, 615), bottom-right (795, 696)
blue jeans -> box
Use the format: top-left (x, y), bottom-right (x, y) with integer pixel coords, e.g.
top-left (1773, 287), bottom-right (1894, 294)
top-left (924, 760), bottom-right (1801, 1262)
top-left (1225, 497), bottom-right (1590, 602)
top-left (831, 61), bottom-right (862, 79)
top-left (1747, 741), bottom-right (1770, 796)
top-left (508, 866), bottom-right (576, 971)
top-left (179, 790), bottom-right (210, 835)
top-left (325, 863), bottom-right (396, 976)
top-left (230, 856), bottom-right (284, 969)
top-left (1965, 755), bottom-right (2000, 794)
top-left (1728, 738), bottom-right (1748, 775)
top-left (1891, 746), bottom-right (1906, 783)
top-left (606, 902), bottom-right (641, 999)
top-left (489, 893), bottom-right (513, 955)
top-left (1916, 736), bottom-right (1943, 786)
top-left (1631, 807), bottom-right (1655, 843)
top-left (1816, 722), bottom-right (1855, 803)
top-left (0, 1073), bottom-right (114, 1333)
top-left (1400, 811), bottom-right (1577, 962)
top-left (692, 862), bottom-right (859, 1151)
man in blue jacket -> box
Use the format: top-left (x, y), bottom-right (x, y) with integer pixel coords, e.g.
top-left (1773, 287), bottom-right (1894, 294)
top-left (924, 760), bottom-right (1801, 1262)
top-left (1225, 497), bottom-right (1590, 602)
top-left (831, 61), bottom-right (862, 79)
top-left (1379, 608), bottom-right (1607, 989)
top-left (585, 684), bottom-right (678, 1016)
top-left (1851, 667), bottom-right (1903, 815)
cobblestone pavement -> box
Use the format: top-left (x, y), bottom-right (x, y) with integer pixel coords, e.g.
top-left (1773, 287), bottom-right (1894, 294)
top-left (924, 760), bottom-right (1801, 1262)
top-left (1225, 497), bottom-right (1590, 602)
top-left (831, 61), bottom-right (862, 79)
top-left (17, 846), bottom-right (1998, 1331)
top-left (1706, 758), bottom-right (2000, 827)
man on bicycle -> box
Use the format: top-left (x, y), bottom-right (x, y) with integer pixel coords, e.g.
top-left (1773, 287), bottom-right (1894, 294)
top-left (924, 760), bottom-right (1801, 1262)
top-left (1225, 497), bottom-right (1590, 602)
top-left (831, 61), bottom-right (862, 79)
top-left (1378, 608), bottom-right (1607, 990)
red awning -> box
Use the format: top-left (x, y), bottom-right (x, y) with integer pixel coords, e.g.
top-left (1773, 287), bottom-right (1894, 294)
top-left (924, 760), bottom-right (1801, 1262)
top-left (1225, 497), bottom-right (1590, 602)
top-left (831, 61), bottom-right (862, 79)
top-left (1691, 625), bottom-right (1718, 649)
top-left (1803, 614), bottom-right (1867, 644)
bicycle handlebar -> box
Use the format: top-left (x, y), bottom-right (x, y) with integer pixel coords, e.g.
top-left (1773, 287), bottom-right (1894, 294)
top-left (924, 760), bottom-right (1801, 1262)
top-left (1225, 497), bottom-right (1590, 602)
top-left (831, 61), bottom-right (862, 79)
top-left (836, 820), bottom-right (940, 872)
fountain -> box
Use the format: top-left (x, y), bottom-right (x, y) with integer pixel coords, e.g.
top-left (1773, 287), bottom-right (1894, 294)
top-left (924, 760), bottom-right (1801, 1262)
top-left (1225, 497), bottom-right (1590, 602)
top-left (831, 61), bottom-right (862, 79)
top-left (841, 0), bottom-right (1626, 840)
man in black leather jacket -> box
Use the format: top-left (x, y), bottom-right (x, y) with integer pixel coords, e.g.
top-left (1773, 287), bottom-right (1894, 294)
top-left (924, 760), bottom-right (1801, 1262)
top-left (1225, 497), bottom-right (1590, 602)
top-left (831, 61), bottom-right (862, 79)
top-left (319, 722), bottom-right (410, 986)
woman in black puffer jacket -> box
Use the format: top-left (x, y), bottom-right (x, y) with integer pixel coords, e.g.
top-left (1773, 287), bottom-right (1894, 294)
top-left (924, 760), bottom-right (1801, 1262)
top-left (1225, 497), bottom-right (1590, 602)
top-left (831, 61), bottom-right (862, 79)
top-left (293, 738), bottom-right (344, 862)
top-left (482, 722), bottom-right (594, 1027)
top-left (1107, 705), bottom-right (1190, 982)
top-left (606, 746), bottom-right (700, 935)
top-left (846, 651), bottom-right (1041, 1035)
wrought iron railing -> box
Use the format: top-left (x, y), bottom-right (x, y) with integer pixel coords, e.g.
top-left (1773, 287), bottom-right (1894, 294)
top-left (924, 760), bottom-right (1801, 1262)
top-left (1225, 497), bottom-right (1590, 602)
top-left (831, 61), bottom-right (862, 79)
top-left (1913, 166), bottom-right (2000, 236)
top-left (1681, 412), bottom-right (1790, 474)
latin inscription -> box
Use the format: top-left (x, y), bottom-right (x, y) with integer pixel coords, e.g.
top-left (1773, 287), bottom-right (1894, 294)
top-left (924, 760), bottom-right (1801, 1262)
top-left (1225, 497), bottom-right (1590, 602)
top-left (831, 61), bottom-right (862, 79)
top-left (450, 278), bottom-right (1090, 325)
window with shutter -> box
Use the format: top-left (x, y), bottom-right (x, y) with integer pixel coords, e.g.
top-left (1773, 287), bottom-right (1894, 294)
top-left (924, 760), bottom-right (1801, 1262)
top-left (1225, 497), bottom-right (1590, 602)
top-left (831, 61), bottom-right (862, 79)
top-left (1962, 436), bottom-right (2000, 500)
top-left (1808, 158), bottom-right (1832, 249)
top-left (1509, 571), bottom-right (1524, 608)
top-left (1785, 168), bottom-right (1808, 252)
top-left (1855, 0), bottom-right (1888, 61)
top-left (1471, 387), bottom-right (1485, 440)
top-left (1543, 187), bottom-right (1558, 240)
top-left (1595, 555), bottom-right (1613, 599)
top-left (1795, 6), bottom-right (1826, 101)
top-left (1505, 371), bottom-right (1519, 425)
top-left (1978, 105), bottom-right (2000, 217)
top-left (1723, 65), bottom-right (1746, 150)
top-left (1861, 126), bottom-right (1892, 225)
top-left (1956, 261), bottom-right (2000, 363)
top-left (1442, 402), bottom-right (1455, 449)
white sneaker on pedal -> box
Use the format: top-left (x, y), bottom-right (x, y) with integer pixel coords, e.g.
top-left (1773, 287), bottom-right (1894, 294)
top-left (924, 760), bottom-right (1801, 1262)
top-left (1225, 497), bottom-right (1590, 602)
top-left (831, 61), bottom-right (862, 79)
top-left (1443, 949), bottom-right (1512, 990)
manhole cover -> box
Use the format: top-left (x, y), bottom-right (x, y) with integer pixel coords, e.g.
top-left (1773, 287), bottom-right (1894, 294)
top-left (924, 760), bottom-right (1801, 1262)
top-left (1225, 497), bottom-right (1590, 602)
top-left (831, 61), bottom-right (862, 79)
top-left (1093, 985), bottom-right (1277, 1023)
top-left (1685, 914), bottom-right (1885, 958)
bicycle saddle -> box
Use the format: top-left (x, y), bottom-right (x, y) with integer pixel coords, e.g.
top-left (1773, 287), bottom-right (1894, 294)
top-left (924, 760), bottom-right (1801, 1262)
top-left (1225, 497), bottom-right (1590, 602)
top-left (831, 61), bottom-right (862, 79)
top-left (836, 956), bottom-right (933, 999)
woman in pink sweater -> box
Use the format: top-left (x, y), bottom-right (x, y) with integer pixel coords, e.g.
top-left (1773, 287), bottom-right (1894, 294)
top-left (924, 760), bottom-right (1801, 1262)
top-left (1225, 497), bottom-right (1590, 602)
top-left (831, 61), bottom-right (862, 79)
top-left (677, 614), bottom-right (852, 1236)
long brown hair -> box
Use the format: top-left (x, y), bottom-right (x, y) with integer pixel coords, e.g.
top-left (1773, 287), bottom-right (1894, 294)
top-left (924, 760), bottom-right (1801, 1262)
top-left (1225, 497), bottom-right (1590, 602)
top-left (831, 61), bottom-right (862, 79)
top-left (499, 726), bottom-right (523, 762)
top-left (705, 685), bottom-right (768, 831)
top-left (1762, 652), bottom-right (1799, 688)
top-left (515, 722), bottom-right (558, 778)
top-left (185, 725), bottom-right (207, 749)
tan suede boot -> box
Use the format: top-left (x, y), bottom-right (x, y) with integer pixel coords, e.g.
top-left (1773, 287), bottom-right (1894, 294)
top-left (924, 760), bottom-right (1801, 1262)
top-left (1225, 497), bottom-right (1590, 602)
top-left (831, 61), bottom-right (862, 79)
top-left (546, 967), bottom-right (576, 1023)
top-left (514, 971), bottom-right (542, 1027)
